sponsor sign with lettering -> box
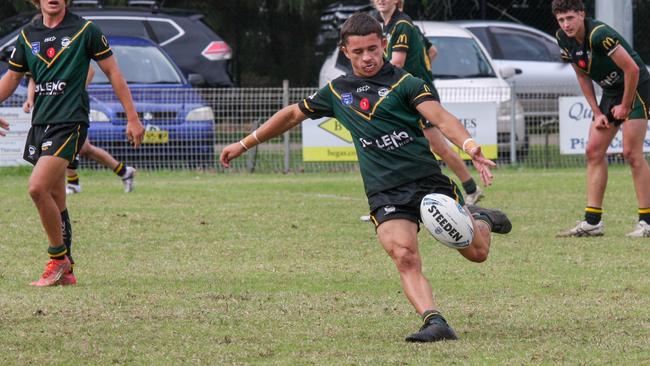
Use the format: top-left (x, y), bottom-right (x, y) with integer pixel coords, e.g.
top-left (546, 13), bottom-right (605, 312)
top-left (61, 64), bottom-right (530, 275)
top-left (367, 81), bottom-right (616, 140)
top-left (559, 97), bottom-right (650, 154)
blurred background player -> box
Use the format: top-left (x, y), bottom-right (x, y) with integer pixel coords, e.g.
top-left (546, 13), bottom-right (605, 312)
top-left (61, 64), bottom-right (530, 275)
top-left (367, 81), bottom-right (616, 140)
top-left (0, 0), bottom-right (144, 286)
top-left (553, 0), bottom-right (650, 238)
top-left (375, 0), bottom-right (484, 205)
top-left (23, 66), bottom-right (137, 194)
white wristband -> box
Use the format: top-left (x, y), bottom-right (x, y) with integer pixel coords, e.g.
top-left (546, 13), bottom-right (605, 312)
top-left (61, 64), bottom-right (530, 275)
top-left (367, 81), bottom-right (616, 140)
top-left (462, 138), bottom-right (479, 154)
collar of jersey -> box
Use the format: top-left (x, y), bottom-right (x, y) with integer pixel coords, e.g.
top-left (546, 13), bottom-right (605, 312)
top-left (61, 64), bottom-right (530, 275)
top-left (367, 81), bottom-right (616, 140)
top-left (21, 17), bottom-right (92, 69)
top-left (330, 62), bottom-right (410, 121)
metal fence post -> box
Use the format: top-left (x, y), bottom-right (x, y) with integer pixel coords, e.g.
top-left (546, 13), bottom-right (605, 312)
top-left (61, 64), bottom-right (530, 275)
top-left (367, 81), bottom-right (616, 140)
top-left (282, 80), bottom-right (290, 173)
top-left (510, 80), bottom-right (517, 165)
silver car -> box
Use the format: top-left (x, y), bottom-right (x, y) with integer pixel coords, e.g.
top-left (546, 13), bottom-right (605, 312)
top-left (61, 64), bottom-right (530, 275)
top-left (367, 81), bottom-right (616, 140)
top-left (452, 20), bottom-right (578, 94)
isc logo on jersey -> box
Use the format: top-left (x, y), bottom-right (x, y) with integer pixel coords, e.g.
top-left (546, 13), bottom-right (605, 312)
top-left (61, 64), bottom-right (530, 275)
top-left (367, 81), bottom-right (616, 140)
top-left (420, 193), bottom-right (474, 249)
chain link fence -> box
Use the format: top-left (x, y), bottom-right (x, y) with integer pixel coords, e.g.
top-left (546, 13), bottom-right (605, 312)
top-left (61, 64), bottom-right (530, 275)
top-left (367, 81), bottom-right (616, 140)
top-left (3, 83), bottom-right (648, 172)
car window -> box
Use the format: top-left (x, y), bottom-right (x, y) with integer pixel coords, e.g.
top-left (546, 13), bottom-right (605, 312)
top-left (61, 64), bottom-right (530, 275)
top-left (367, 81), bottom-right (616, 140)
top-left (91, 44), bottom-right (181, 84)
top-left (491, 27), bottom-right (559, 62)
top-left (428, 36), bottom-right (496, 79)
top-left (90, 19), bottom-right (149, 39)
top-left (148, 20), bottom-right (180, 45)
top-left (465, 27), bottom-right (494, 56)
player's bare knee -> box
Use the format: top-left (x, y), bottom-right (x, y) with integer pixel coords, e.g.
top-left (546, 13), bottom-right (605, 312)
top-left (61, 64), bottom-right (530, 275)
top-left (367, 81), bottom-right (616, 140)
top-left (390, 246), bottom-right (421, 272)
top-left (27, 182), bottom-right (48, 203)
top-left (622, 149), bottom-right (644, 167)
top-left (585, 144), bottom-right (605, 163)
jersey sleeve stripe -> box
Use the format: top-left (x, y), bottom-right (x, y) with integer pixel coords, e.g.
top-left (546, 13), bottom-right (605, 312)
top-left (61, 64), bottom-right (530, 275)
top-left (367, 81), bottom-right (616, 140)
top-left (94, 48), bottom-right (112, 57)
top-left (302, 100), bottom-right (315, 113)
top-left (606, 44), bottom-right (621, 56)
top-left (8, 60), bottom-right (23, 68)
top-left (414, 91), bottom-right (433, 100)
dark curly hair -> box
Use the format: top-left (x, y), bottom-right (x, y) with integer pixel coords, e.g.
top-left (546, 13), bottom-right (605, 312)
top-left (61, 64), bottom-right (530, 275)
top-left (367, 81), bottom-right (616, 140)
top-left (551, 0), bottom-right (585, 15)
top-left (339, 12), bottom-right (383, 47)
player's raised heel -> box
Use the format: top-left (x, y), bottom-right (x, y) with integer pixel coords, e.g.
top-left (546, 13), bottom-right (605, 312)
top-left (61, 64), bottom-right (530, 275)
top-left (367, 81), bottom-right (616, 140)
top-left (556, 220), bottom-right (604, 238)
top-left (466, 204), bottom-right (512, 234)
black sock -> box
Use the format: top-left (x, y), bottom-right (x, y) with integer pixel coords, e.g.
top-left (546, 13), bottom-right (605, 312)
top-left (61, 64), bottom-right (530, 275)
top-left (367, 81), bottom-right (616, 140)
top-left (61, 209), bottom-right (74, 271)
top-left (67, 173), bottom-right (80, 186)
top-left (462, 178), bottom-right (477, 195)
top-left (422, 309), bottom-right (443, 323)
top-left (584, 207), bottom-right (602, 225)
top-left (114, 162), bottom-right (126, 177)
top-left (639, 208), bottom-right (650, 224)
top-left (48, 245), bottom-right (67, 260)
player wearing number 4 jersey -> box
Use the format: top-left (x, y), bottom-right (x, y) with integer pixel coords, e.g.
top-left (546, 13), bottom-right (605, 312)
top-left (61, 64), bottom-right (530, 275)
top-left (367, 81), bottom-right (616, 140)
top-left (221, 12), bottom-right (511, 343)
top-left (0, 0), bottom-right (144, 286)
top-left (552, 0), bottom-right (650, 238)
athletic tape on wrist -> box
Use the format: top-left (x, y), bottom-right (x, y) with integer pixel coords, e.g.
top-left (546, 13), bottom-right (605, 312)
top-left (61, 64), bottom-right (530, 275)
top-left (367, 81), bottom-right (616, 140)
top-left (239, 140), bottom-right (249, 151)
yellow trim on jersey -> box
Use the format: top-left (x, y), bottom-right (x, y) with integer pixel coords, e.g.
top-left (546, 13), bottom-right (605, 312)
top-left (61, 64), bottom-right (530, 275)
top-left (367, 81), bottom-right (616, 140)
top-left (21, 30), bottom-right (51, 65)
top-left (328, 73), bottom-right (410, 121)
top-left (8, 60), bottom-right (23, 68)
top-left (328, 82), bottom-right (341, 100)
top-left (302, 99), bottom-right (315, 113)
top-left (587, 24), bottom-right (606, 74)
top-left (585, 207), bottom-right (603, 213)
top-left (94, 47), bottom-right (112, 57)
top-left (448, 177), bottom-right (460, 203)
top-left (639, 208), bottom-right (650, 214)
top-left (73, 124), bottom-right (81, 158)
top-left (47, 21), bottom-right (93, 68)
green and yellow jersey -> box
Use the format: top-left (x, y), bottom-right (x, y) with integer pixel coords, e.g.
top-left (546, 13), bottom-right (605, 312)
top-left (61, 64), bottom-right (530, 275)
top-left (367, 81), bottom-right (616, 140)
top-left (8, 11), bottom-right (112, 125)
top-left (556, 18), bottom-right (650, 96)
top-left (382, 9), bottom-right (435, 89)
top-left (299, 62), bottom-right (441, 197)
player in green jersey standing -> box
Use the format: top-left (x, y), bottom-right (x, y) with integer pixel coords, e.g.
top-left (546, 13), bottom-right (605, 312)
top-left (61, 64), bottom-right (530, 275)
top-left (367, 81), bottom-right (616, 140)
top-left (374, 0), bottom-right (485, 205)
top-left (553, 0), bottom-right (650, 238)
top-left (221, 13), bottom-right (512, 342)
top-left (0, 0), bottom-right (144, 286)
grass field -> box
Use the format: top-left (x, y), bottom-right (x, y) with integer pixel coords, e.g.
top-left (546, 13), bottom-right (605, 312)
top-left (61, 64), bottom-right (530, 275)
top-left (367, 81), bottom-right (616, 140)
top-left (0, 166), bottom-right (649, 365)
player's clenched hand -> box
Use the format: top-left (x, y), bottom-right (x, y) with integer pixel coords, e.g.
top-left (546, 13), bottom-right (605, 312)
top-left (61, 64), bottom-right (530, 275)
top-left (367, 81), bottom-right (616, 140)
top-left (593, 113), bottom-right (610, 129)
top-left (126, 117), bottom-right (145, 148)
top-left (0, 117), bottom-right (9, 137)
top-left (468, 146), bottom-right (496, 186)
top-left (220, 142), bottom-right (247, 168)
top-left (611, 104), bottom-right (630, 121)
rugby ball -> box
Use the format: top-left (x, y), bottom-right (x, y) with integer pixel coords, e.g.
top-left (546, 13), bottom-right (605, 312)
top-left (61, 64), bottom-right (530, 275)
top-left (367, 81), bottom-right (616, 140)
top-left (420, 193), bottom-right (474, 249)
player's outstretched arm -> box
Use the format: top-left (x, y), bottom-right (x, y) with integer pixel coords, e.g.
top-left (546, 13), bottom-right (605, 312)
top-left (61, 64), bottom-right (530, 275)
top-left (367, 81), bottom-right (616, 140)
top-left (220, 104), bottom-right (307, 168)
top-left (418, 100), bottom-right (495, 185)
top-left (96, 56), bottom-right (145, 147)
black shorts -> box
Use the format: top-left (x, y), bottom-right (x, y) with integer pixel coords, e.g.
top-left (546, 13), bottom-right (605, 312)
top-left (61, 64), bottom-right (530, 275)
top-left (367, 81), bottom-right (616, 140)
top-left (600, 81), bottom-right (650, 126)
top-left (23, 123), bottom-right (87, 169)
top-left (367, 174), bottom-right (464, 229)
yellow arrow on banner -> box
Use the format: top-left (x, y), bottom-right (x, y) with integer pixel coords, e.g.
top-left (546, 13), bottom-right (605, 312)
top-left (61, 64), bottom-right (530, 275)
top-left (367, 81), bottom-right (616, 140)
top-left (318, 118), bottom-right (353, 143)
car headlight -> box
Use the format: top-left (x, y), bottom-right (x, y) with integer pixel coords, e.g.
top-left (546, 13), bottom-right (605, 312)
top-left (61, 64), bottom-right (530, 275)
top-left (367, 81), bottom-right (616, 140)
top-left (89, 109), bottom-right (110, 122)
top-left (186, 106), bottom-right (214, 121)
